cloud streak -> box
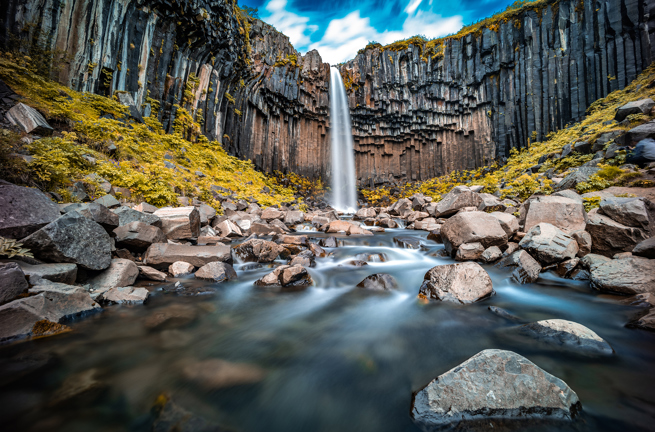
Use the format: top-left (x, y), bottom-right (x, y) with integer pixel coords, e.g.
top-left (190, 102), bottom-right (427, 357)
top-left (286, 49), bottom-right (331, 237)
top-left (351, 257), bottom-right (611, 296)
top-left (259, 0), bottom-right (464, 64)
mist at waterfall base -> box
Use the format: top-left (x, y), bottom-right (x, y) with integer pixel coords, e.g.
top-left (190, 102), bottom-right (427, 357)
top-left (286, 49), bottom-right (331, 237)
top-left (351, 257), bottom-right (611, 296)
top-left (329, 67), bottom-right (358, 213)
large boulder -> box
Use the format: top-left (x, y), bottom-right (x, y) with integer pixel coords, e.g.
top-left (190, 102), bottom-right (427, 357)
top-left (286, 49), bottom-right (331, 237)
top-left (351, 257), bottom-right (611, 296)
top-left (411, 349), bottom-right (580, 428)
top-left (586, 212), bottom-right (648, 257)
top-left (519, 223), bottom-right (578, 265)
top-left (194, 262), bottom-right (237, 283)
top-left (113, 221), bottom-right (166, 251)
top-left (441, 211), bottom-right (508, 256)
top-left (520, 319), bottom-right (613, 356)
top-left (590, 256), bottom-right (655, 294)
top-left (599, 197), bottom-right (654, 233)
top-left (497, 250), bottom-right (542, 284)
top-left (112, 206), bottom-right (161, 227)
top-left (0, 262), bottom-right (28, 304)
top-left (100, 286), bottom-right (149, 305)
top-left (419, 262), bottom-right (494, 304)
top-left (87, 259), bottom-right (139, 298)
top-left (254, 265), bottom-right (313, 290)
top-left (153, 207), bottom-right (200, 239)
top-left (615, 98), bottom-right (655, 122)
top-left (5, 103), bottom-right (53, 134)
top-left (144, 243), bottom-right (231, 269)
top-left (522, 196), bottom-right (587, 233)
top-left (625, 120), bottom-right (655, 142)
top-left (0, 283), bottom-right (100, 343)
top-left (356, 273), bottom-right (398, 291)
top-left (554, 167), bottom-right (600, 192)
top-left (433, 186), bottom-right (483, 218)
top-left (64, 202), bottom-right (119, 233)
top-left (6, 261), bottom-right (77, 284)
top-left (21, 212), bottom-right (112, 270)
top-left (0, 182), bottom-right (61, 239)
top-left (232, 239), bottom-right (284, 263)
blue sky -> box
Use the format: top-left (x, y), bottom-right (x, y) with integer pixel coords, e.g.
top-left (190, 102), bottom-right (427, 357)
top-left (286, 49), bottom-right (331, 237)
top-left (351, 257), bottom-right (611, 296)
top-left (238, 0), bottom-right (520, 64)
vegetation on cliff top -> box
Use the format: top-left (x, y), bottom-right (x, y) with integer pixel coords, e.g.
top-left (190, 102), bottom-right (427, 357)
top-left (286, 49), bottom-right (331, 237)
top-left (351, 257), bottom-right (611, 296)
top-left (362, 62), bottom-right (655, 206)
top-left (357, 0), bottom-right (561, 61)
top-left (0, 51), bottom-right (306, 209)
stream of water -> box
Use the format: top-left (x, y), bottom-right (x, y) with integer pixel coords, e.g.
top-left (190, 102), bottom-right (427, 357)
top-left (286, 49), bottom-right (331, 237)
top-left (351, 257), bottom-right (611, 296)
top-left (329, 67), bottom-right (358, 213)
top-left (1, 228), bottom-right (655, 431)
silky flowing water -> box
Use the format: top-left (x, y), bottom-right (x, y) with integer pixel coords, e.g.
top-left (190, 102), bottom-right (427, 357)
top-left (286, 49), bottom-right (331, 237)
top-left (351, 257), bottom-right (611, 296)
top-left (329, 67), bottom-right (358, 213)
top-left (1, 228), bottom-right (655, 432)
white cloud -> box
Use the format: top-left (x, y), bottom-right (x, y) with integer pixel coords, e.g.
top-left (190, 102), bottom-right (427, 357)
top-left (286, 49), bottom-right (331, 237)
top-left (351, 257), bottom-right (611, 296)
top-left (261, 0), bottom-right (464, 65)
top-left (405, 0), bottom-right (423, 14)
top-left (264, 0), bottom-right (316, 47)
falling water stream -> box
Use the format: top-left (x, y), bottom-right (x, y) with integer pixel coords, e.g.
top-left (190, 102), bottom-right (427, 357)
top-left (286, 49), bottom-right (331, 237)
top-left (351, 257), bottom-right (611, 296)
top-left (1, 225), bottom-right (655, 432)
top-left (329, 67), bottom-right (358, 213)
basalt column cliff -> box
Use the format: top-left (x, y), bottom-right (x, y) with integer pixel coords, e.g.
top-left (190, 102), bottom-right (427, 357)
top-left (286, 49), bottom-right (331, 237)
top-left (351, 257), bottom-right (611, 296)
top-left (340, 0), bottom-right (655, 185)
top-left (1, 0), bottom-right (654, 185)
top-left (0, 0), bottom-right (331, 180)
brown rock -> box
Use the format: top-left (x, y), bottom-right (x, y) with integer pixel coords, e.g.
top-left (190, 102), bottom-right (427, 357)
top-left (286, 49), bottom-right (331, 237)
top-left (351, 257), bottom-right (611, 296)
top-left (419, 262), bottom-right (494, 304)
top-left (455, 242), bottom-right (485, 261)
top-left (356, 273), bottom-right (398, 291)
top-left (153, 207), bottom-right (200, 239)
top-left (113, 221), bottom-right (166, 251)
top-left (523, 196), bottom-right (587, 233)
top-left (181, 358), bottom-right (265, 389)
top-left (232, 239), bottom-right (284, 263)
top-left (138, 265), bottom-right (167, 282)
top-left (586, 212), bottom-right (648, 257)
top-left (144, 243), bottom-right (231, 268)
top-left (194, 262), bottom-right (237, 283)
top-left (433, 186), bottom-right (483, 218)
top-left (168, 261), bottom-right (195, 277)
top-left (441, 211), bottom-right (508, 256)
top-left (590, 256), bottom-right (655, 294)
top-left (519, 223), bottom-right (578, 265)
top-left (497, 250), bottom-right (542, 284)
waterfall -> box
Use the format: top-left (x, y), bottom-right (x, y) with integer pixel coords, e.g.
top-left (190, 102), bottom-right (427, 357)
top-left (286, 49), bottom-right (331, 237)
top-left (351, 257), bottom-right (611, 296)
top-left (329, 67), bottom-right (358, 213)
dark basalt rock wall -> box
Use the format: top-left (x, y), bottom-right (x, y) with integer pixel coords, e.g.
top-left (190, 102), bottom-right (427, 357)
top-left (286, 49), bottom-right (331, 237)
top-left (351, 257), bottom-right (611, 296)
top-left (0, 0), bottom-right (331, 180)
top-left (341, 0), bottom-right (655, 185)
top-left (1, 0), bottom-right (654, 186)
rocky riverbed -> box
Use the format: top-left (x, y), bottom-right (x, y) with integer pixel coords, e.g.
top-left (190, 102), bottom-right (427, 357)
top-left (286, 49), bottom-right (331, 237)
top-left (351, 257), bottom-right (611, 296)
top-left (1, 179), bottom-right (655, 431)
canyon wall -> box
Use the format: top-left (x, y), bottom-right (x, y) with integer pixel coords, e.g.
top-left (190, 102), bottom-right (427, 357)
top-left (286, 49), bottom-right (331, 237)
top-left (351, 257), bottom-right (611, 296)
top-left (341, 0), bottom-right (655, 185)
top-left (1, 0), bottom-right (654, 186)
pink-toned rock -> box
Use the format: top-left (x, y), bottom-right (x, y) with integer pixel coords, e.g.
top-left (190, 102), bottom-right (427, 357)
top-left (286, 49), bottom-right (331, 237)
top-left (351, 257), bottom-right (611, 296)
top-left (169, 261), bottom-right (195, 277)
top-left (153, 207), bottom-right (200, 239)
top-left (419, 262), bottom-right (494, 304)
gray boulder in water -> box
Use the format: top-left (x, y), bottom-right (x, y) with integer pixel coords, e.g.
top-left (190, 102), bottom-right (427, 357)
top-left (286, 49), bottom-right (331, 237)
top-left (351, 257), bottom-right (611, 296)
top-left (419, 262), bottom-right (494, 304)
top-left (411, 349), bottom-right (581, 429)
top-left (520, 319), bottom-right (613, 356)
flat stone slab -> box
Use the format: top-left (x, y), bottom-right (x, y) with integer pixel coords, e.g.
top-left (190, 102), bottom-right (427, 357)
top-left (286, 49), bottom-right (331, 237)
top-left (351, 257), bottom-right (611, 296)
top-left (144, 243), bottom-right (232, 269)
top-left (411, 349), bottom-right (581, 428)
top-left (520, 319), bottom-right (613, 356)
